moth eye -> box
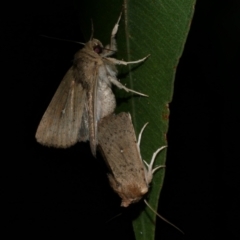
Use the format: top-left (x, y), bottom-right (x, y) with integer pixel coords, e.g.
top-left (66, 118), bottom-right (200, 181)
top-left (93, 45), bottom-right (102, 54)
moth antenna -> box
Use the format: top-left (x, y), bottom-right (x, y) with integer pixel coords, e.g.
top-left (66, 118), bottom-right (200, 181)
top-left (144, 199), bottom-right (184, 234)
top-left (40, 35), bottom-right (85, 45)
top-left (90, 19), bottom-right (94, 41)
top-left (105, 213), bottom-right (122, 224)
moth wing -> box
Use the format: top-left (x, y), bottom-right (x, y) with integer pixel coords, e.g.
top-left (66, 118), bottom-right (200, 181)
top-left (98, 113), bottom-right (148, 206)
top-left (78, 104), bottom-right (89, 143)
top-left (36, 67), bottom-right (86, 148)
top-left (98, 112), bottom-right (147, 187)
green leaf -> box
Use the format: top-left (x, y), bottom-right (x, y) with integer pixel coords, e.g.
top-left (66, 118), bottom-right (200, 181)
top-left (77, 0), bottom-right (195, 239)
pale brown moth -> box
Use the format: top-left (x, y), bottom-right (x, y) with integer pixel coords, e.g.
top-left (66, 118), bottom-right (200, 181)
top-left (98, 112), bottom-right (183, 233)
top-left (35, 13), bottom-right (148, 156)
top-left (98, 112), bottom-right (165, 207)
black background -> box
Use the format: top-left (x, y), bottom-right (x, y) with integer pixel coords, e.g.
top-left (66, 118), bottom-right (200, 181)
top-left (4, 0), bottom-right (238, 239)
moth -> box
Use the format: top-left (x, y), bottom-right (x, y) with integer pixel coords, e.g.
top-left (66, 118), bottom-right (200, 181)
top-left (97, 112), bottom-right (166, 207)
top-left (35, 13), bottom-right (148, 156)
top-left (98, 112), bottom-right (183, 233)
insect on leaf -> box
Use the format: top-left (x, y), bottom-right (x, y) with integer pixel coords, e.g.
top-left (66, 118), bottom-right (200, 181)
top-left (77, 0), bottom-right (196, 239)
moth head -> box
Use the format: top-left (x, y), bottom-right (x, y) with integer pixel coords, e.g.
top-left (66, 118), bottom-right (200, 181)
top-left (108, 174), bottom-right (148, 207)
top-left (85, 38), bottom-right (104, 54)
top-left (120, 183), bottom-right (149, 207)
top-left (120, 185), bottom-right (148, 207)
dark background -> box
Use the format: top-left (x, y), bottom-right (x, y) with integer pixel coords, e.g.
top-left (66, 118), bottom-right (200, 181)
top-left (5, 0), bottom-right (238, 239)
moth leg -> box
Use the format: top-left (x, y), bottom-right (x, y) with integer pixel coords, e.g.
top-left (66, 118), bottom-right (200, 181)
top-left (137, 122), bottom-right (148, 148)
top-left (106, 54), bottom-right (150, 66)
top-left (143, 146), bottom-right (167, 184)
top-left (110, 12), bottom-right (122, 49)
top-left (137, 122), bottom-right (167, 184)
top-left (102, 12), bottom-right (122, 57)
top-left (108, 76), bottom-right (148, 97)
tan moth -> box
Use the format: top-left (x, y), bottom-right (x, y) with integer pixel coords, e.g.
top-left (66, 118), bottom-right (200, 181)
top-left (35, 13), bottom-right (148, 156)
top-left (98, 112), bottom-right (166, 207)
top-left (98, 112), bottom-right (183, 233)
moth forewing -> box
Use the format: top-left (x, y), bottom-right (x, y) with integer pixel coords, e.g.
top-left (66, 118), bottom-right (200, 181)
top-left (35, 67), bottom-right (86, 148)
top-left (36, 13), bottom-right (148, 156)
top-left (98, 112), bottom-right (168, 207)
top-left (98, 112), bottom-right (149, 207)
